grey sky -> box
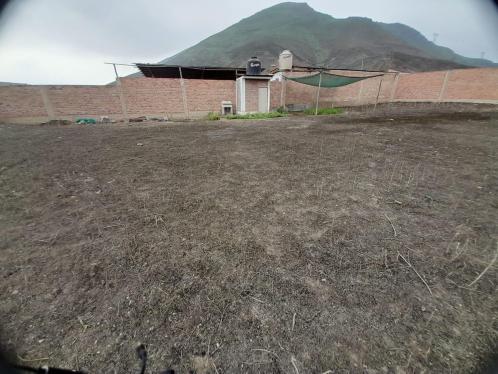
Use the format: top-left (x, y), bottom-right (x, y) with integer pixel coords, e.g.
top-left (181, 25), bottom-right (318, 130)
top-left (0, 0), bottom-right (497, 84)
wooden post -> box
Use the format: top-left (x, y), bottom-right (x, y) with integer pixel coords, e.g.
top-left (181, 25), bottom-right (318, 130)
top-left (315, 71), bottom-right (322, 115)
top-left (179, 67), bottom-right (189, 119)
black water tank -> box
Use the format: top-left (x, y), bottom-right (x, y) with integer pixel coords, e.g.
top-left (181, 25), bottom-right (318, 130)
top-left (246, 56), bottom-right (262, 75)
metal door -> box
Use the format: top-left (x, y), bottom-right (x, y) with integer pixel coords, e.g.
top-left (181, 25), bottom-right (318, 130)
top-left (258, 87), bottom-right (268, 113)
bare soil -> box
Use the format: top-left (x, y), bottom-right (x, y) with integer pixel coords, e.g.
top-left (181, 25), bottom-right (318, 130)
top-left (1, 104), bottom-right (497, 373)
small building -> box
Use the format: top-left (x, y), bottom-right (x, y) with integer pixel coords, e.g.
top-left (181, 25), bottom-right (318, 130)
top-left (136, 58), bottom-right (272, 116)
top-left (236, 75), bottom-right (272, 114)
top-left (236, 56), bottom-right (272, 114)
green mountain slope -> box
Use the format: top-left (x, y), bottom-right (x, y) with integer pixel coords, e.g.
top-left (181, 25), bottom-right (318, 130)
top-left (378, 23), bottom-right (494, 68)
top-left (160, 2), bottom-right (495, 72)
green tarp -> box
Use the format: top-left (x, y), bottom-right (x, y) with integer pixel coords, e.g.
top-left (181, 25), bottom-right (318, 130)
top-left (287, 71), bottom-right (382, 88)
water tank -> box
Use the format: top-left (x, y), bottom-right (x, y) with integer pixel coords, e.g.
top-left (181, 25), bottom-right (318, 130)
top-left (279, 50), bottom-right (293, 71)
top-left (246, 56), bottom-right (262, 75)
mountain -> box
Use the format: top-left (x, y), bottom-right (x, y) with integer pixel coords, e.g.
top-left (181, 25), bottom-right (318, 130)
top-left (0, 82), bottom-right (28, 86)
top-left (160, 2), bottom-right (496, 72)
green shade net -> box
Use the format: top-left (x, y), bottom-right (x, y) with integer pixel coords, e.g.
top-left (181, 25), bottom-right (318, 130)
top-left (287, 72), bottom-right (382, 88)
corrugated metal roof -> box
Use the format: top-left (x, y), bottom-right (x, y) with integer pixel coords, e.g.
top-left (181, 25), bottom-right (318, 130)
top-left (136, 64), bottom-right (267, 80)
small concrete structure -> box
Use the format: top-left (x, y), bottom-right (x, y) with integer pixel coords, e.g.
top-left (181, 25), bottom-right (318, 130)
top-left (236, 75), bottom-right (272, 114)
top-left (221, 100), bottom-right (233, 115)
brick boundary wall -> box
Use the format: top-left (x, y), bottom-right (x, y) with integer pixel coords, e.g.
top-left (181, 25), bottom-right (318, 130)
top-left (0, 77), bottom-right (237, 124)
top-left (0, 68), bottom-right (496, 124)
top-left (270, 67), bottom-right (498, 110)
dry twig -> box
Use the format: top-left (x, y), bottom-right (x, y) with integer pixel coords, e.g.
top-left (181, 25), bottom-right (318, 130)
top-left (212, 362), bottom-right (220, 374)
top-left (397, 251), bottom-right (432, 295)
top-left (468, 241), bottom-right (498, 287)
top-left (385, 213), bottom-right (397, 237)
top-left (77, 316), bottom-right (89, 331)
top-left (252, 348), bottom-right (280, 359)
top-left (17, 354), bottom-right (49, 362)
top-left (291, 355), bottom-right (300, 374)
top-left (249, 296), bottom-right (266, 304)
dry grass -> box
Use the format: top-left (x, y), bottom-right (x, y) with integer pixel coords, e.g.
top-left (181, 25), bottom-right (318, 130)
top-left (0, 104), bottom-right (497, 373)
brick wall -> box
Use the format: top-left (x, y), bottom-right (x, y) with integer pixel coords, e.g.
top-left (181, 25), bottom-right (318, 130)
top-left (186, 79), bottom-right (236, 113)
top-left (277, 72), bottom-right (390, 108)
top-left (393, 71), bottom-right (446, 101)
top-left (0, 86), bottom-right (47, 119)
top-left (0, 77), bottom-right (236, 123)
top-left (271, 70), bottom-right (397, 109)
top-left (46, 85), bottom-right (122, 116)
top-left (1, 68), bottom-right (496, 123)
top-left (120, 77), bottom-right (185, 117)
top-left (444, 68), bottom-right (498, 102)
top-left (121, 77), bottom-right (236, 117)
top-left (270, 67), bottom-right (498, 110)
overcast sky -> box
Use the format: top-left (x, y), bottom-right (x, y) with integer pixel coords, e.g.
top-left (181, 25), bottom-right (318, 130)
top-left (0, 0), bottom-right (497, 84)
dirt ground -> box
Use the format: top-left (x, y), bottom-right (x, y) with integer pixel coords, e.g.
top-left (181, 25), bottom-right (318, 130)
top-left (1, 103), bottom-right (497, 373)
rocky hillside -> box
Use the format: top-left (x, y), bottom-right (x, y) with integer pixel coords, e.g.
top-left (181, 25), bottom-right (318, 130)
top-left (160, 2), bottom-right (495, 72)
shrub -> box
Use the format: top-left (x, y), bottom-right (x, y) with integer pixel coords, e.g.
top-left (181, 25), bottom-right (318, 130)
top-left (226, 112), bottom-right (285, 120)
top-left (207, 112), bottom-right (221, 120)
top-left (303, 107), bottom-right (343, 115)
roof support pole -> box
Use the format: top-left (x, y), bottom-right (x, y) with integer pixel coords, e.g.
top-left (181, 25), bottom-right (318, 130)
top-left (112, 63), bottom-right (119, 79)
top-left (315, 71), bottom-right (322, 115)
top-left (179, 67), bottom-right (190, 119)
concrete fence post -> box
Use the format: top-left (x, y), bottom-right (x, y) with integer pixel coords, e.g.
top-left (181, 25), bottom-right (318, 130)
top-left (179, 67), bottom-right (190, 119)
top-left (390, 73), bottom-right (400, 103)
top-left (39, 87), bottom-right (55, 120)
top-left (116, 78), bottom-right (129, 122)
top-left (280, 76), bottom-right (287, 109)
top-left (438, 70), bottom-right (451, 102)
top-left (357, 80), bottom-right (364, 105)
top-left (373, 75), bottom-right (384, 111)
